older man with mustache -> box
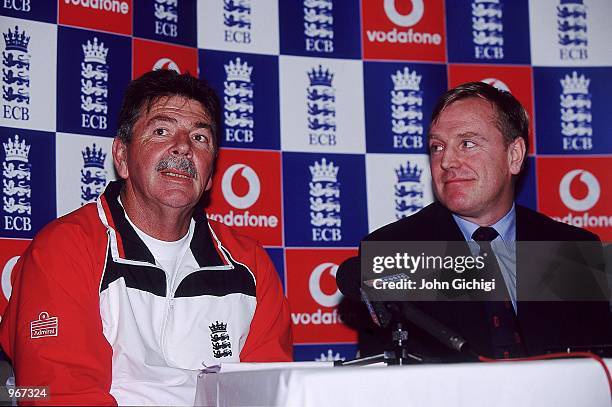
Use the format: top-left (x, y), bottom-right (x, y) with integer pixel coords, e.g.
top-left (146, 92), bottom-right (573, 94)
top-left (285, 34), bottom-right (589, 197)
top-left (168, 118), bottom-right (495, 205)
top-left (0, 70), bottom-right (292, 405)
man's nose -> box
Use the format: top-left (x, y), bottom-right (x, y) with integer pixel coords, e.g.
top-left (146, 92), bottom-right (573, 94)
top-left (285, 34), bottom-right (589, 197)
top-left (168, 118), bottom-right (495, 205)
top-left (439, 148), bottom-right (459, 170)
top-left (170, 132), bottom-right (192, 156)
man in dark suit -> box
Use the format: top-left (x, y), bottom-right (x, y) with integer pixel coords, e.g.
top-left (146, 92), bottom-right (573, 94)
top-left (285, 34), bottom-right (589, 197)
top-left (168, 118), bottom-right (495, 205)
top-left (353, 82), bottom-right (611, 360)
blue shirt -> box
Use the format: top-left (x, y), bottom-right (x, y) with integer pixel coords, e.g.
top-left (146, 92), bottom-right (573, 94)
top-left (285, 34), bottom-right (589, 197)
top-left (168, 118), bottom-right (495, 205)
top-left (452, 205), bottom-right (517, 312)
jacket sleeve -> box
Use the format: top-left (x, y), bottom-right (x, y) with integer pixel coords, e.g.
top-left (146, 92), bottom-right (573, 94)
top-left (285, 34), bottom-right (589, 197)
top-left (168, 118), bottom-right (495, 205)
top-left (0, 224), bottom-right (116, 406)
top-left (239, 245), bottom-right (293, 362)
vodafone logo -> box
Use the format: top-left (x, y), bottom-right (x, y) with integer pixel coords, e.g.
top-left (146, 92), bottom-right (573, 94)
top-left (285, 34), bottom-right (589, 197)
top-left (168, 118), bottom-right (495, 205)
top-left (559, 169), bottom-right (600, 212)
top-left (207, 155), bottom-right (279, 234)
top-left (221, 164), bottom-right (261, 209)
top-left (481, 78), bottom-right (510, 93)
top-left (366, 0), bottom-right (441, 46)
top-left (2, 256), bottom-right (19, 301)
top-left (551, 166), bottom-right (610, 231)
top-left (64, 0), bottom-right (129, 14)
top-left (308, 263), bottom-right (343, 308)
top-left (290, 261), bottom-right (344, 327)
top-left (153, 58), bottom-right (180, 73)
top-left (384, 0), bottom-right (424, 27)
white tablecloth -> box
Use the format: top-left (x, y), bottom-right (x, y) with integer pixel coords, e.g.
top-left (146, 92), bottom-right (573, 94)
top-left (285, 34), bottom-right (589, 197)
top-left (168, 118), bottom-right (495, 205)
top-left (195, 359), bottom-right (611, 407)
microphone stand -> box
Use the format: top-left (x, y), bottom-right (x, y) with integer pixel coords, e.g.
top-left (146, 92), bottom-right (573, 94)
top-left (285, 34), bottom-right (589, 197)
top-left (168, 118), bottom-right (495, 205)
top-left (334, 321), bottom-right (426, 367)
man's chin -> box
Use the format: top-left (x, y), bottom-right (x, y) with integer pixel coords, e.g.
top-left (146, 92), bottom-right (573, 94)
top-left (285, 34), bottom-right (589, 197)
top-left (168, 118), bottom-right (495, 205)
top-left (156, 190), bottom-right (201, 210)
top-left (439, 197), bottom-right (477, 217)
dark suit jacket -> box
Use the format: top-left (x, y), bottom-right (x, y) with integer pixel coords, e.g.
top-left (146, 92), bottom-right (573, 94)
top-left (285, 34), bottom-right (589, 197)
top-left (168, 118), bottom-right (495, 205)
top-left (347, 202), bottom-right (612, 360)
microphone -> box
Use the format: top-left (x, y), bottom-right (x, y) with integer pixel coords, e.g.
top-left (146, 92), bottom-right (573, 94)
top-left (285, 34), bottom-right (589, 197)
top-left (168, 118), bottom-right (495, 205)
top-left (336, 256), bottom-right (477, 358)
top-left (336, 256), bottom-right (393, 328)
top-left (390, 301), bottom-right (474, 356)
top-left (335, 256), bottom-right (362, 299)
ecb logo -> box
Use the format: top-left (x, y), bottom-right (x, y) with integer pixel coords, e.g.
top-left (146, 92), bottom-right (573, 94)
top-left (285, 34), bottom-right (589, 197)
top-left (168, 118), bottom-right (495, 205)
top-left (365, 154), bottom-right (433, 231)
top-left (201, 50), bottom-right (279, 150)
top-left (394, 161), bottom-right (423, 219)
top-left (80, 37), bottom-right (109, 131)
top-left (446, 0), bottom-right (529, 64)
top-left (279, 0), bottom-right (359, 58)
top-left (314, 349), bottom-right (345, 362)
top-left (303, 0), bottom-right (334, 53)
top-left (209, 320), bottom-right (232, 358)
top-left (224, 57), bottom-right (254, 144)
top-left (57, 26), bottom-right (130, 137)
top-left (391, 67), bottom-right (423, 150)
top-left (1, 0), bottom-right (57, 24)
top-left (293, 343), bottom-right (357, 362)
top-left (471, 0), bottom-right (504, 60)
top-left (307, 65), bottom-right (336, 147)
top-left (154, 0), bottom-right (178, 38)
top-left (364, 61), bottom-right (445, 153)
top-left (2, 0), bottom-right (30, 12)
top-left (560, 71), bottom-right (592, 151)
top-left (80, 143), bottom-right (107, 205)
top-left (2, 134), bottom-right (31, 232)
top-left (557, 0), bottom-right (588, 61)
top-left (223, 0), bottom-right (251, 44)
top-left (309, 158), bottom-right (341, 242)
top-left (2, 25), bottom-right (30, 122)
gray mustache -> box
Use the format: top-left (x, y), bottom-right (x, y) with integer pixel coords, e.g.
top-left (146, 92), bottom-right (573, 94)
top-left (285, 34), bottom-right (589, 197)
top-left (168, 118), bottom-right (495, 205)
top-left (155, 156), bottom-right (198, 178)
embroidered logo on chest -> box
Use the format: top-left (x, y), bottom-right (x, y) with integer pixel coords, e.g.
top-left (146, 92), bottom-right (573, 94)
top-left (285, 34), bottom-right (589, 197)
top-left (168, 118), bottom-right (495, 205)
top-left (209, 320), bottom-right (232, 358)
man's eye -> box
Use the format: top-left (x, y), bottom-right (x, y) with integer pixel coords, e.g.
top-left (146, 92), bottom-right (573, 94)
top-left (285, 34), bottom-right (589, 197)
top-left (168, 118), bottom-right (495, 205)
top-left (429, 144), bottom-right (443, 153)
top-left (154, 128), bottom-right (169, 136)
top-left (462, 140), bottom-right (476, 148)
top-left (193, 133), bottom-right (210, 144)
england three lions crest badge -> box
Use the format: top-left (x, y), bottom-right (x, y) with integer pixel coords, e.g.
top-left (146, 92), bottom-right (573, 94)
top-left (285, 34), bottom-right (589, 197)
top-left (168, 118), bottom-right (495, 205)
top-left (209, 320), bottom-right (232, 358)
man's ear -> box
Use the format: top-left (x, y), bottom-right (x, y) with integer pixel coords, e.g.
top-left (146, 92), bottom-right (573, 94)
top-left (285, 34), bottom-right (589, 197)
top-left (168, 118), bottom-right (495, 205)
top-left (508, 137), bottom-right (526, 176)
top-left (112, 138), bottom-right (129, 179)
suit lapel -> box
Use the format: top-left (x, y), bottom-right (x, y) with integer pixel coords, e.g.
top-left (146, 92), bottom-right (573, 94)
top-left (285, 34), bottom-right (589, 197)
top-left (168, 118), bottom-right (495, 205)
top-left (431, 202), bottom-right (466, 241)
top-left (514, 205), bottom-right (546, 355)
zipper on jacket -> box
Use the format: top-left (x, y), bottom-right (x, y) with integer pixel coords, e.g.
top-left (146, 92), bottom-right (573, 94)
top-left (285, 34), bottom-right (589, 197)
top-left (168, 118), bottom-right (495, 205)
top-left (160, 270), bottom-right (174, 365)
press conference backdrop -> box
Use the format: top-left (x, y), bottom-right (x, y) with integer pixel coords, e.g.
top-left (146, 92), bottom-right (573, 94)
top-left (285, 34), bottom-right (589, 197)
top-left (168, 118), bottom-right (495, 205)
top-left (0, 0), bottom-right (611, 362)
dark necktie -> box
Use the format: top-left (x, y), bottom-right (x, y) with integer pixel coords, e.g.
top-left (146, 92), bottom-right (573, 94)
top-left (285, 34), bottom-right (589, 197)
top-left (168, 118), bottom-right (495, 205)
top-left (472, 227), bottom-right (525, 358)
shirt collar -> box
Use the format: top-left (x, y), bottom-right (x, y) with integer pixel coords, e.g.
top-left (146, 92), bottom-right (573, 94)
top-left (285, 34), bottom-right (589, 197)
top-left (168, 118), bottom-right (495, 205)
top-left (452, 203), bottom-right (516, 242)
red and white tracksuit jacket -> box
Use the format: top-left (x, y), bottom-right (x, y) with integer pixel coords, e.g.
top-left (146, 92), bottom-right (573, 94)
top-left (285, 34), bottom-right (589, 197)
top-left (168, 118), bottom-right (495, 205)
top-left (0, 181), bottom-right (292, 405)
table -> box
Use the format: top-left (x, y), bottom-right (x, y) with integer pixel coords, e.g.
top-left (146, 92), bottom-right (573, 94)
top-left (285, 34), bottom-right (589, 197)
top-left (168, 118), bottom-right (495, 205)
top-left (195, 359), bottom-right (611, 407)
